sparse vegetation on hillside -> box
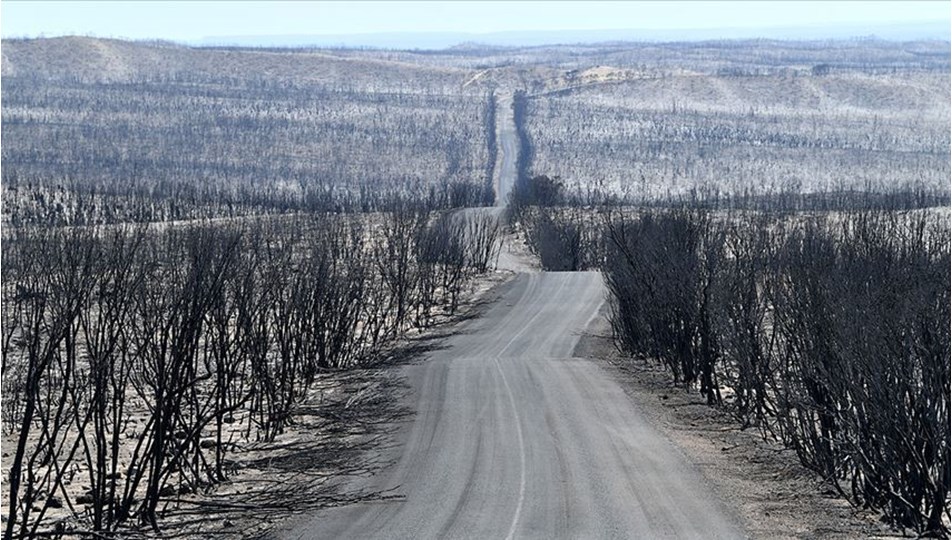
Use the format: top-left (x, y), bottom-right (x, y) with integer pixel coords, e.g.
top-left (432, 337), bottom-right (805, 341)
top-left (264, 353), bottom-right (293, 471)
top-left (2, 38), bottom-right (495, 225)
top-left (522, 69), bottom-right (950, 201)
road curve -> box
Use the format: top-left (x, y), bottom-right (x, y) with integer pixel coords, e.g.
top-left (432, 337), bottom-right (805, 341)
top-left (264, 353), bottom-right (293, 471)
top-left (280, 272), bottom-right (745, 539)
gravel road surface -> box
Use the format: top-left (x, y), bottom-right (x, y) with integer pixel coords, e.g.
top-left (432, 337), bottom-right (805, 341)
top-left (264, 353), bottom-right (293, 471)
top-left (281, 272), bottom-right (745, 539)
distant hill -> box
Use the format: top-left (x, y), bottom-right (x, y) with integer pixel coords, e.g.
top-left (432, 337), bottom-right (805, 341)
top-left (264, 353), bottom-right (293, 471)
top-left (200, 21), bottom-right (951, 50)
top-left (5, 35), bottom-right (947, 94)
top-left (0, 35), bottom-right (466, 85)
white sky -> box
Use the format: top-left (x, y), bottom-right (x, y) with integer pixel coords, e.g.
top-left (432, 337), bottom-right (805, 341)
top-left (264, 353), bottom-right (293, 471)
top-left (1, 1), bottom-right (949, 42)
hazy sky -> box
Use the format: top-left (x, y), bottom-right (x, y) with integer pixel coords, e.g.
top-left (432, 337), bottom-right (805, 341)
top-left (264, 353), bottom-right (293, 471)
top-left (2, 1), bottom-right (949, 42)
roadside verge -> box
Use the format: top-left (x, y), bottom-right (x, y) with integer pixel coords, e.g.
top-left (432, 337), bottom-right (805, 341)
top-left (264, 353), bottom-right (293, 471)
top-left (573, 311), bottom-right (897, 540)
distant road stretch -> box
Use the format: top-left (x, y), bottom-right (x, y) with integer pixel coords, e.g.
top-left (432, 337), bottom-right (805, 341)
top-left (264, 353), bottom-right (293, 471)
top-left (281, 272), bottom-right (744, 539)
top-left (495, 94), bottom-right (517, 207)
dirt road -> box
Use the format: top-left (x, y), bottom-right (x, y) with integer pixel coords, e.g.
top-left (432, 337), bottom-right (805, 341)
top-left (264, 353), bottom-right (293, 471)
top-left (494, 94), bottom-right (517, 207)
top-left (280, 272), bottom-right (745, 539)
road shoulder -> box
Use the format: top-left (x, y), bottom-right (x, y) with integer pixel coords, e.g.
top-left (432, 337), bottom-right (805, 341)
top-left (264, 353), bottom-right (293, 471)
top-left (147, 270), bottom-right (521, 538)
top-left (573, 311), bottom-right (898, 540)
